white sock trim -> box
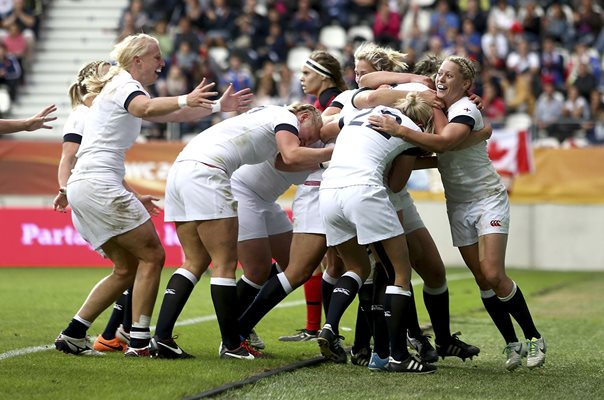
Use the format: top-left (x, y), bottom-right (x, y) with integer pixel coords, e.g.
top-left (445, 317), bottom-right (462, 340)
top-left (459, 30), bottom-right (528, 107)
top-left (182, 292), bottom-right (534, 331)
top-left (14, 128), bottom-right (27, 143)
top-left (424, 282), bottom-right (448, 295)
top-left (322, 271), bottom-right (338, 285)
top-left (210, 277), bottom-right (236, 286)
top-left (480, 289), bottom-right (496, 299)
top-left (277, 272), bottom-right (293, 294)
top-left (273, 262), bottom-right (283, 273)
top-left (73, 315), bottom-right (92, 327)
top-left (175, 267), bottom-right (199, 285)
top-left (385, 285), bottom-right (411, 297)
top-left (498, 281), bottom-right (517, 302)
top-left (241, 275), bottom-right (262, 290)
top-left (342, 271), bottom-right (363, 289)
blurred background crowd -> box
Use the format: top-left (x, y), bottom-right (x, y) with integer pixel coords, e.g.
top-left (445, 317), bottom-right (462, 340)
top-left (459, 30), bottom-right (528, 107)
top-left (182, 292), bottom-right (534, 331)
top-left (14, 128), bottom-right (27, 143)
top-left (3, 0), bottom-right (604, 145)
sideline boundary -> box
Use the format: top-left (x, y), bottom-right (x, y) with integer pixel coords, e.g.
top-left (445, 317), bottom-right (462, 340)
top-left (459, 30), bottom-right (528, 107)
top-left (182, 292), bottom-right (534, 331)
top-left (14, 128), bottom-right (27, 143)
top-left (183, 354), bottom-right (331, 399)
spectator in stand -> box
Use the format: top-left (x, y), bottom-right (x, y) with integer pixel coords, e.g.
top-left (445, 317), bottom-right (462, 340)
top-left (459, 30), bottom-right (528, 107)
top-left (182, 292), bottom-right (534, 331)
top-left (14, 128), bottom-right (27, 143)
top-left (290, 0), bottom-right (320, 48)
top-left (2, 22), bottom-right (28, 75)
top-left (0, 41), bottom-right (21, 101)
top-left (116, 11), bottom-right (137, 44)
top-left (487, 0), bottom-right (517, 32)
top-left (481, 77), bottom-right (506, 125)
top-left (562, 84), bottom-right (591, 139)
top-left (429, 0), bottom-right (460, 43)
top-left (173, 16), bottom-right (201, 54)
top-left (321, 0), bottom-right (349, 28)
top-left (401, 23), bottom-right (428, 59)
top-left (183, 0), bottom-right (205, 31)
top-left (534, 78), bottom-right (565, 142)
top-left (349, 0), bottom-right (377, 26)
top-left (373, 0), bottom-right (401, 48)
top-left (540, 36), bottom-right (566, 92)
top-left (461, 0), bottom-right (488, 35)
top-left (256, 21), bottom-right (288, 66)
top-left (2, 0), bottom-right (36, 51)
top-left (542, 3), bottom-right (574, 49)
top-left (202, 0), bottom-right (238, 48)
top-left (460, 18), bottom-right (482, 62)
top-left (586, 91), bottom-right (604, 144)
top-left (566, 42), bottom-right (601, 93)
top-left (519, 1), bottom-right (543, 45)
top-left (219, 52), bottom-right (253, 93)
top-left (504, 36), bottom-right (539, 114)
top-left (399, 1), bottom-right (431, 47)
top-left (172, 40), bottom-right (200, 91)
top-left (570, 61), bottom-right (598, 106)
top-left (149, 19), bottom-right (174, 64)
top-left (253, 60), bottom-right (279, 106)
top-left (481, 20), bottom-right (508, 65)
top-left (572, 0), bottom-right (602, 47)
top-left (118, 0), bottom-right (150, 33)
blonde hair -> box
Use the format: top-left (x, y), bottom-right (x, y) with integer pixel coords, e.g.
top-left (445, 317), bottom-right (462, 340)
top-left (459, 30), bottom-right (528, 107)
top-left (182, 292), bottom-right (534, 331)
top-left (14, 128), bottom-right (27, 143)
top-left (68, 60), bottom-right (110, 108)
top-left (287, 102), bottom-right (322, 127)
top-left (394, 92), bottom-right (433, 133)
top-left (443, 55), bottom-right (478, 84)
top-left (354, 42), bottom-right (408, 73)
top-left (308, 50), bottom-right (347, 92)
top-left (413, 54), bottom-right (442, 79)
top-left (87, 33), bottom-right (159, 94)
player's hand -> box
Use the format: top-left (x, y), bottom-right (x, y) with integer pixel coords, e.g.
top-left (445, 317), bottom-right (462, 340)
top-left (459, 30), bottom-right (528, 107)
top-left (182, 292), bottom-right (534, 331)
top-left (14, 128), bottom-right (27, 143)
top-left (26, 104), bottom-right (58, 131)
top-left (186, 78), bottom-right (218, 109)
top-left (219, 84), bottom-right (254, 113)
top-left (139, 195), bottom-right (161, 217)
top-left (53, 192), bottom-right (68, 212)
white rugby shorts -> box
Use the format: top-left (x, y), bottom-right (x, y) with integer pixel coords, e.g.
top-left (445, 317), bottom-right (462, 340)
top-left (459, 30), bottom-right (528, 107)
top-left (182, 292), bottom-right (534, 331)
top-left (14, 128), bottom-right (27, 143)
top-left (389, 189), bottom-right (425, 234)
top-left (232, 183), bottom-right (292, 241)
top-left (68, 178), bottom-right (149, 251)
top-left (446, 190), bottom-right (510, 247)
top-left (320, 185), bottom-right (404, 247)
top-left (292, 183), bottom-right (325, 234)
top-left (164, 160), bottom-right (238, 222)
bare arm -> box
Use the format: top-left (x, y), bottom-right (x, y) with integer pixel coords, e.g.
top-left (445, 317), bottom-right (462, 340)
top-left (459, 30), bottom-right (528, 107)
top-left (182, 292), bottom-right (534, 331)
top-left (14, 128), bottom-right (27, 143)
top-left (320, 119), bottom-right (342, 144)
top-left (388, 154), bottom-right (416, 193)
top-left (275, 131), bottom-right (333, 171)
top-left (122, 179), bottom-right (161, 217)
top-left (368, 114), bottom-right (471, 153)
top-left (359, 71), bottom-right (435, 89)
top-left (353, 87), bottom-right (440, 110)
top-left (414, 156), bottom-right (438, 170)
top-left (452, 122), bottom-right (493, 150)
top-left (0, 104), bottom-right (57, 134)
top-left (52, 141), bottom-right (79, 212)
top-left (128, 78), bottom-right (216, 121)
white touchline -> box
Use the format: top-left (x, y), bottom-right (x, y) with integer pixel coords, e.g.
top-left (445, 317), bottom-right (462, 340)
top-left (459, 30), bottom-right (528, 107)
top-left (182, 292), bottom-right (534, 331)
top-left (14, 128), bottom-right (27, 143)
top-left (0, 273), bottom-right (472, 360)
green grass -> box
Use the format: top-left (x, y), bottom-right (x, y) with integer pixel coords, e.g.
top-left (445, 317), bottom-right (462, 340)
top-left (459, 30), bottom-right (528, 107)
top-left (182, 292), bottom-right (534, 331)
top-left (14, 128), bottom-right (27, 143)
top-left (1, 267), bottom-right (603, 400)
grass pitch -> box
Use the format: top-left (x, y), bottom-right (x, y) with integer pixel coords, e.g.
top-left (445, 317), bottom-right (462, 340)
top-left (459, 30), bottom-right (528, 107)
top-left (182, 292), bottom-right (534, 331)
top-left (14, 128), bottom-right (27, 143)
top-left (0, 267), bottom-right (602, 400)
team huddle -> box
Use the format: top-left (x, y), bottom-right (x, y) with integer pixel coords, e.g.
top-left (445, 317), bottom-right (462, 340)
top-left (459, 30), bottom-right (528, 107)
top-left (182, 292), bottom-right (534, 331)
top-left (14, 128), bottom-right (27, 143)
top-left (52, 33), bottom-right (546, 374)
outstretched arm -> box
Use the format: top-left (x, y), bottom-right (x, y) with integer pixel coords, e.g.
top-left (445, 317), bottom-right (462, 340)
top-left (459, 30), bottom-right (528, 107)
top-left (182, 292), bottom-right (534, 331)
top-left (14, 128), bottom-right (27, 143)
top-left (0, 104), bottom-right (57, 134)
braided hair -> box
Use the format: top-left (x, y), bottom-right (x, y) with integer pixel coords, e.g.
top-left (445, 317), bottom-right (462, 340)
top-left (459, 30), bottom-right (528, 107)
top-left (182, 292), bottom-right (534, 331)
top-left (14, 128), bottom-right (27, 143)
top-left (68, 60), bottom-right (110, 108)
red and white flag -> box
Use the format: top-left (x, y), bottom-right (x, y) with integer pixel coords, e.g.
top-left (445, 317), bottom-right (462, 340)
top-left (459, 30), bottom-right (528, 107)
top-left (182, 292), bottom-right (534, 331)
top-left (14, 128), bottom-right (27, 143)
top-left (487, 128), bottom-right (534, 190)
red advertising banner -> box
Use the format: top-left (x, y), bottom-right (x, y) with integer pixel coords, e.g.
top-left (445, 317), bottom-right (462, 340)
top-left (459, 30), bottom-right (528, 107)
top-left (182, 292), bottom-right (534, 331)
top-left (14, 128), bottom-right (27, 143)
top-left (0, 208), bottom-right (184, 267)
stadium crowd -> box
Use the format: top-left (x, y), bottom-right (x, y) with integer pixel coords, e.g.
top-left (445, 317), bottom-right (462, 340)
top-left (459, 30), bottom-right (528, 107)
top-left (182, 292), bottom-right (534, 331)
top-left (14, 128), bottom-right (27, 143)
top-left (107, 0), bottom-right (604, 145)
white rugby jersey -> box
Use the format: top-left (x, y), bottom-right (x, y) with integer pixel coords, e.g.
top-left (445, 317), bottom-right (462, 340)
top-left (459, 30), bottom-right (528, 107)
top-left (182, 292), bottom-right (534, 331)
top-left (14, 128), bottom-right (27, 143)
top-left (330, 89), bottom-right (356, 116)
top-left (71, 70), bottom-right (149, 182)
top-left (321, 105), bottom-right (421, 189)
top-left (62, 104), bottom-right (89, 143)
top-left (231, 160), bottom-right (310, 203)
top-left (437, 96), bottom-right (505, 202)
top-left (177, 105), bottom-right (299, 176)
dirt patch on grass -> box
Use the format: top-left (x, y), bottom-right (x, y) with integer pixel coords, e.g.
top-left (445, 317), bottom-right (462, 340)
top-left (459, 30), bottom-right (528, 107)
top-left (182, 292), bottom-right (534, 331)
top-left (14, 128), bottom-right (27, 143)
top-left (531, 274), bottom-right (604, 318)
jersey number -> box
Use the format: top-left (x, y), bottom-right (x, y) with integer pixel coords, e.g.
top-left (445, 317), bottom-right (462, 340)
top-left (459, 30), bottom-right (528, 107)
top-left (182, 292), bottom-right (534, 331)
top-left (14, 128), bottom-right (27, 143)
top-left (348, 109), bottom-right (402, 140)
